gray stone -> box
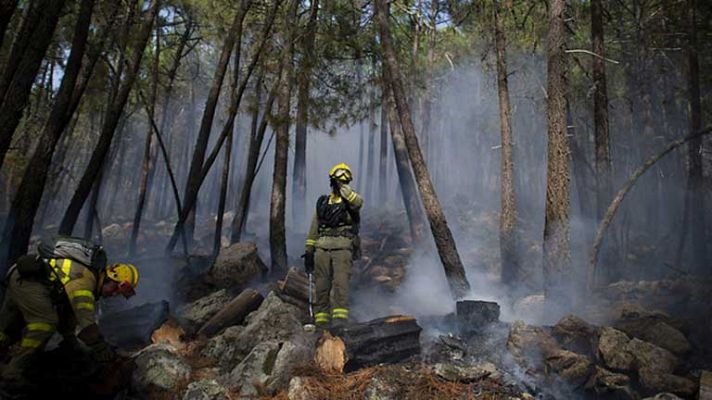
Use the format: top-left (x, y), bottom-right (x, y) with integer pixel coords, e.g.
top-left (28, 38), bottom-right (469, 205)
top-left (507, 320), bottom-right (559, 370)
top-left (639, 368), bottom-right (697, 397)
top-left (597, 327), bottom-right (635, 371)
top-left (544, 349), bottom-right (594, 386)
top-left (287, 377), bottom-right (317, 400)
top-left (178, 289), bottom-right (232, 327)
top-left (616, 318), bottom-right (692, 355)
top-left (585, 366), bottom-right (635, 399)
top-left (266, 336), bottom-right (315, 392)
top-left (132, 344), bottom-right (191, 395)
top-left (434, 361), bottom-right (501, 382)
top-left (363, 375), bottom-right (399, 400)
top-left (226, 341), bottom-right (281, 397)
top-left (182, 379), bottom-right (230, 400)
top-left (230, 292), bottom-right (304, 357)
top-left (553, 315), bottom-right (597, 355)
top-left (201, 326), bottom-right (245, 370)
top-left (626, 338), bottom-right (678, 374)
top-left (209, 242), bottom-right (267, 288)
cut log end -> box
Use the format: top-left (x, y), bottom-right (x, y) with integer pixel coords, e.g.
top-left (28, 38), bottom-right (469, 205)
top-left (314, 331), bottom-right (347, 375)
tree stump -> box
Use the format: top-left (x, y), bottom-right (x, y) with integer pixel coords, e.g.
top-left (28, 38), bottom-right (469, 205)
top-left (314, 315), bottom-right (422, 373)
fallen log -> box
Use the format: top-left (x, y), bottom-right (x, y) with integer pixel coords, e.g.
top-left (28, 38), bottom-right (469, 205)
top-left (197, 288), bottom-right (263, 337)
top-left (277, 266), bottom-right (311, 303)
top-left (314, 315), bottom-right (422, 373)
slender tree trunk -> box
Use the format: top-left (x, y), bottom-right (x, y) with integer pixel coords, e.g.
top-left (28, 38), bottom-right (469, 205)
top-left (542, 0), bottom-right (571, 302)
top-left (58, 0), bottom-right (160, 235)
top-left (292, 0), bottom-right (318, 230)
top-left (379, 92), bottom-right (388, 205)
top-left (0, 0), bottom-right (44, 102)
top-left (0, 0), bottom-right (19, 46)
top-left (0, 0), bottom-right (97, 273)
top-left (129, 23), bottom-right (161, 256)
top-left (680, 0), bottom-right (706, 272)
top-left (0, 0), bottom-right (67, 169)
top-left (84, 169), bottom-right (104, 240)
top-left (366, 81), bottom-right (377, 203)
top-left (591, 0), bottom-right (612, 221)
top-left (167, 0), bottom-right (252, 251)
top-left (214, 117), bottom-right (234, 257)
top-left (376, 0), bottom-right (470, 299)
top-left (494, 0), bottom-right (519, 286)
top-left (270, 0), bottom-right (298, 275)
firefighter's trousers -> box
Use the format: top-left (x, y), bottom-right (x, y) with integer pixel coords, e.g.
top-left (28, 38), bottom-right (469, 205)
top-left (313, 248), bottom-right (352, 325)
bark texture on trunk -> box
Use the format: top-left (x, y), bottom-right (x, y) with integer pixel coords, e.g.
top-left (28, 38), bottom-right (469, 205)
top-left (0, 0), bottom-right (67, 169)
top-left (0, 0), bottom-right (97, 273)
top-left (270, 0), bottom-right (298, 275)
top-left (376, 0), bottom-right (470, 299)
top-left (58, 0), bottom-right (160, 236)
top-left (591, 0), bottom-right (612, 221)
top-left (379, 95), bottom-right (388, 205)
top-left (494, 0), bottom-right (519, 286)
top-left (292, 0), bottom-right (318, 229)
top-left (542, 0), bottom-right (572, 301)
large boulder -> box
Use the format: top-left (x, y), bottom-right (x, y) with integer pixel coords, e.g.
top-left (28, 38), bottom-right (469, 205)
top-left (229, 292), bottom-right (305, 357)
top-left (182, 379), bottom-right (230, 400)
top-left (553, 315), bottom-right (597, 356)
top-left (626, 338), bottom-right (678, 374)
top-left (132, 344), bottom-right (191, 397)
top-left (208, 242), bottom-right (267, 288)
top-left (585, 366), bottom-right (635, 399)
top-left (507, 320), bottom-right (559, 370)
top-left (287, 377), bottom-right (318, 400)
top-left (638, 368), bottom-right (697, 397)
top-left (201, 326), bottom-right (245, 370)
top-left (434, 361), bottom-right (501, 382)
top-left (226, 341), bottom-right (281, 398)
top-left (597, 327), bottom-right (635, 371)
top-left (265, 335), bottom-right (315, 392)
top-left (615, 318), bottom-right (691, 356)
top-left (544, 349), bottom-right (594, 387)
top-left (177, 289), bottom-right (232, 328)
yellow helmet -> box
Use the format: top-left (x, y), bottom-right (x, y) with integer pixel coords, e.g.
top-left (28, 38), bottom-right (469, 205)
top-left (329, 163), bottom-right (352, 183)
top-left (106, 263), bottom-right (139, 288)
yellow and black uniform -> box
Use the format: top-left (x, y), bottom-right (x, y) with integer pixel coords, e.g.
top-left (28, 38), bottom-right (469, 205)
top-left (305, 164), bottom-right (363, 327)
top-left (0, 256), bottom-right (110, 382)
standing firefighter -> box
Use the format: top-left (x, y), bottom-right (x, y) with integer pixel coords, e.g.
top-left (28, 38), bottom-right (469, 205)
top-left (0, 236), bottom-right (139, 389)
top-left (304, 163), bottom-right (363, 329)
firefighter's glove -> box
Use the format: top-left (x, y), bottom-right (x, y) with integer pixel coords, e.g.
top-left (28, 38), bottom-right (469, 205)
top-left (303, 248), bottom-right (315, 274)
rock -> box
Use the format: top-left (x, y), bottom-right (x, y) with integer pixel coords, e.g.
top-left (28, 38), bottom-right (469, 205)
top-left (626, 338), bottom-right (678, 374)
top-left (265, 336), bottom-right (315, 392)
top-left (209, 242), bottom-right (267, 288)
top-left (434, 361), bottom-right (501, 382)
top-left (700, 370), bottom-right (712, 400)
top-left (100, 300), bottom-right (169, 349)
top-left (597, 327), bottom-right (635, 371)
top-left (178, 289), bottom-right (232, 328)
top-left (639, 368), bottom-right (697, 397)
top-left (544, 349), bottom-right (593, 386)
top-left (132, 344), bottom-right (191, 396)
top-left (102, 223), bottom-right (124, 239)
top-left (229, 292), bottom-right (304, 357)
top-left (287, 376), bottom-right (317, 400)
top-left (182, 379), bottom-right (230, 400)
top-left (585, 366), bottom-right (634, 399)
top-left (226, 341), bottom-right (281, 397)
top-left (201, 326), bottom-right (244, 370)
top-left (616, 318), bottom-right (691, 355)
top-left (553, 315), bottom-right (597, 356)
top-left (456, 300), bottom-right (500, 333)
top-left (507, 320), bottom-right (559, 369)
top-left (363, 374), bottom-right (400, 400)
top-left (642, 394), bottom-right (684, 400)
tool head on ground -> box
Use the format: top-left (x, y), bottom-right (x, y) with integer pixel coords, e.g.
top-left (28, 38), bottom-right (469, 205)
top-left (329, 163), bottom-right (353, 183)
top-left (303, 323), bottom-right (316, 333)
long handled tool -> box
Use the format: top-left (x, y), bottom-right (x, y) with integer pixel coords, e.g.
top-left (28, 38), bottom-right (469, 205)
top-left (303, 272), bottom-right (316, 332)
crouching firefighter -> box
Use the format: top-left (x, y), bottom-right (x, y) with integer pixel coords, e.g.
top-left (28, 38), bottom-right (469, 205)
top-left (0, 236), bottom-right (139, 388)
top-left (304, 163), bottom-right (363, 329)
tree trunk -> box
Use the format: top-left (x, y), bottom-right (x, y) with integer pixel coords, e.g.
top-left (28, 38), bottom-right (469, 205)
top-left (0, 0), bottom-right (44, 102)
top-left (0, 0), bottom-right (97, 273)
top-left (376, 0), bottom-right (470, 299)
top-left (292, 0), bottom-right (318, 230)
top-left (680, 0), bottom-right (706, 272)
top-left (494, 0), bottom-right (519, 287)
top-left (129, 22), bottom-right (161, 256)
top-left (379, 94), bottom-right (389, 205)
top-left (366, 83), bottom-right (377, 203)
top-left (0, 0), bottom-right (19, 46)
top-left (58, 0), bottom-right (160, 236)
top-left (269, 0), bottom-right (298, 275)
top-left (591, 0), bottom-right (612, 222)
top-left (0, 0), bottom-right (67, 169)
top-left (167, 0), bottom-right (252, 250)
top-left (542, 0), bottom-right (571, 302)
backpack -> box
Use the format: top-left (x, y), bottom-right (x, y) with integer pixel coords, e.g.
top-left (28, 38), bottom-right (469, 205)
top-left (37, 236), bottom-right (107, 274)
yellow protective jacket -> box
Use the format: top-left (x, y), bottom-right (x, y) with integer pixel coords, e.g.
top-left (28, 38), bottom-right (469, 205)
top-left (305, 184), bottom-right (363, 251)
top-left (47, 258), bottom-right (99, 331)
